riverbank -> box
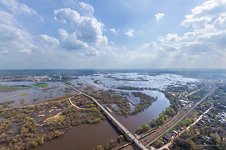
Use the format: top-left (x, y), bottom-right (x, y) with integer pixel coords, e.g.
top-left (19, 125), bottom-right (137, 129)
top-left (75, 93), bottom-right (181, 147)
top-left (0, 94), bottom-right (104, 150)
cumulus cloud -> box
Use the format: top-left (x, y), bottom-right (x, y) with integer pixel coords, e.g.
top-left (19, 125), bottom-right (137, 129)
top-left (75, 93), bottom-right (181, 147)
top-left (155, 13), bottom-right (164, 21)
top-left (0, 10), bottom-right (35, 53)
top-left (141, 0), bottom-right (226, 68)
top-left (181, 0), bottom-right (226, 28)
top-left (1, 0), bottom-right (226, 69)
top-left (0, 0), bottom-right (103, 68)
top-left (79, 2), bottom-right (94, 16)
top-left (179, 0), bottom-right (226, 51)
top-left (54, 2), bottom-right (110, 56)
top-left (0, 0), bottom-right (43, 21)
top-left (61, 31), bottom-right (88, 50)
top-left (57, 29), bottom-right (98, 56)
top-left (54, 7), bottom-right (108, 45)
top-left (125, 29), bottom-right (134, 37)
top-left (39, 34), bottom-right (59, 47)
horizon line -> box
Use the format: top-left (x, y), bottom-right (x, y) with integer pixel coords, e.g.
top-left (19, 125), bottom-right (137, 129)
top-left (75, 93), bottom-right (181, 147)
top-left (0, 68), bottom-right (226, 71)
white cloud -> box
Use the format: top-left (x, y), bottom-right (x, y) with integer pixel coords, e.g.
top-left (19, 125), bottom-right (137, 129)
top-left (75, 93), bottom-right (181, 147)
top-left (61, 31), bottom-right (88, 50)
top-left (155, 13), bottom-right (164, 21)
top-left (54, 3), bottom-right (110, 56)
top-left (181, 0), bottom-right (226, 29)
top-left (182, 0), bottom-right (226, 28)
top-left (158, 33), bottom-right (180, 43)
top-left (79, 2), bottom-right (94, 16)
top-left (109, 28), bottom-right (119, 34)
top-left (58, 28), bottom-right (69, 41)
top-left (54, 7), bottom-right (108, 45)
top-left (0, 10), bottom-right (35, 53)
top-left (0, 0), bottom-right (43, 21)
top-left (39, 34), bottom-right (59, 47)
top-left (179, 0), bottom-right (226, 50)
top-left (139, 0), bottom-right (226, 68)
top-left (125, 29), bottom-right (134, 37)
top-left (1, 0), bottom-right (226, 69)
top-left (57, 29), bottom-right (99, 56)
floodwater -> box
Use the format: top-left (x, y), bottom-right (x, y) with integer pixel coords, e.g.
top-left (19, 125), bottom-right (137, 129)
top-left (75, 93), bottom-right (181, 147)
top-left (0, 72), bottom-right (196, 150)
top-left (36, 90), bottom-right (170, 150)
top-left (116, 90), bottom-right (170, 133)
top-left (35, 121), bottom-right (118, 150)
top-left (0, 82), bottom-right (76, 106)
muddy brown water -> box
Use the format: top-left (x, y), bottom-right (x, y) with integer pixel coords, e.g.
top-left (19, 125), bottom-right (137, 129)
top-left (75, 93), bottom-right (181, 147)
top-left (116, 90), bottom-right (170, 133)
top-left (35, 90), bottom-right (170, 150)
top-left (35, 121), bottom-right (118, 150)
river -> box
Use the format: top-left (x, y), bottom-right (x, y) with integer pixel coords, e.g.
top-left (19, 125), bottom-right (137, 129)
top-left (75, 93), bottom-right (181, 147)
top-left (36, 90), bottom-right (170, 150)
top-left (35, 121), bottom-right (118, 150)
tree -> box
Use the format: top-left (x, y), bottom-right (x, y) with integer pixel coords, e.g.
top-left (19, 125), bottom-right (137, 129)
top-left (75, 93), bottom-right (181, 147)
top-left (30, 140), bottom-right (38, 148)
top-left (210, 133), bottom-right (221, 145)
top-left (135, 123), bottom-right (150, 135)
top-left (96, 145), bottom-right (103, 150)
top-left (188, 139), bottom-right (197, 150)
top-left (172, 138), bottom-right (191, 150)
top-left (153, 139), bottom-right (164, 148)
top-left (181, 118), bottom-right (193, 127)
top-left (117, 135), bottom-right (124, 143)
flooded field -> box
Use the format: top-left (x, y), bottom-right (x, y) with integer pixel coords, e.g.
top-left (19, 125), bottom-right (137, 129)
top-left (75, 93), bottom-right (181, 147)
top-left (0, 82), bottom-right (76, 106)
top-left (74, 73), bottom-right (198, 90)
top-left (0, 71), bottom-right (199, 150)
top-left (70, 73), bottom-right (197, 131)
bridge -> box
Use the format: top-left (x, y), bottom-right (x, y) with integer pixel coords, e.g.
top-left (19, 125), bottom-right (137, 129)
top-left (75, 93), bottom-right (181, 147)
top-left (62, 81), bottom-right (148, 150)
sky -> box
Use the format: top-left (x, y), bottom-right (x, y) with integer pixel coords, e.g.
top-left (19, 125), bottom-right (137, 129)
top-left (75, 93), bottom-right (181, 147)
top-left (0, 0), bottom-right (226, 69)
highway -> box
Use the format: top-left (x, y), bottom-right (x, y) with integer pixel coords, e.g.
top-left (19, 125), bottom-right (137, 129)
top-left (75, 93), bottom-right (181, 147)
top-left (62, 81), bottom-right (148, 150)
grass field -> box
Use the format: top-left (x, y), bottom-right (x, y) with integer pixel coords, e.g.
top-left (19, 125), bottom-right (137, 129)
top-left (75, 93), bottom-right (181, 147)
top-left (34, 83), bottom-right (49, 88)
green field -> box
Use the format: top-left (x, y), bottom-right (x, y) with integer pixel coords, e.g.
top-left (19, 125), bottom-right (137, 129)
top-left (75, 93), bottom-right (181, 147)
top-left (0, 85), bottom-right (30, 92)
top-left (34, 83), bottom-right (49, 88)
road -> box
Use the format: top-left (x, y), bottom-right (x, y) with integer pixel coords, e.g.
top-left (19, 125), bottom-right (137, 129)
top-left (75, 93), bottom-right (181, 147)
top-left (68, 97), bottom-right (82, 109)
top-left (186, 88), bottom-right (201, 96)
